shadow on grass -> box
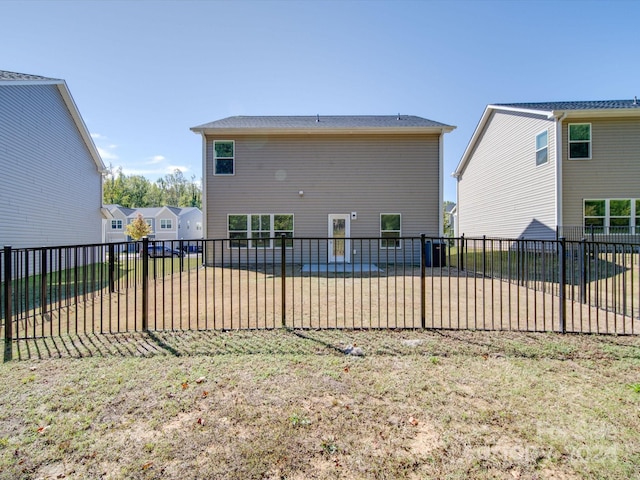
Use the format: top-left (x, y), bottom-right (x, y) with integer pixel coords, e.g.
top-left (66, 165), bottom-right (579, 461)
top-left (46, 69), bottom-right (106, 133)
top-left (5, 328), bottom-right (640, 362)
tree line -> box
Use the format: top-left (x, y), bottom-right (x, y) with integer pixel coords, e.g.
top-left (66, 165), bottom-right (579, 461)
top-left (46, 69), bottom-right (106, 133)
top-left (103, 165), bottom-right (202, 209)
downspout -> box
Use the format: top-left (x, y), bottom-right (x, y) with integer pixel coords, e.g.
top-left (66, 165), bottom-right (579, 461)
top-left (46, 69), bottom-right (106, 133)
top-left (438, 130), bottom-right (444, 237)
top-left (199, 132), bottom-right (207, 240)
top-left (554, 112), bottom-right (567, 231)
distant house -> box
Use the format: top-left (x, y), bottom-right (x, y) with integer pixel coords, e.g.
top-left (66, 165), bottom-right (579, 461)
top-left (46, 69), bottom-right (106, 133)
top-left (453, 100), bottom-right (640, 240)
top-left (191, 115), bottom-right (455, 263)
top-left (104, 205), bottom-right (203, 243)
top-left (0, 70), bottom-right (106, 248)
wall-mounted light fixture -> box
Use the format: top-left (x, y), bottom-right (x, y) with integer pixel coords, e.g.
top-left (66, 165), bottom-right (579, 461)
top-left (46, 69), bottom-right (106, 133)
top-left (298, 190), bottom-right (304, 196)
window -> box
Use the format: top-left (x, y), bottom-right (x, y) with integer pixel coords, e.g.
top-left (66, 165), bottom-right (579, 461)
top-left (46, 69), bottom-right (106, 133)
top-left (228, 214), bottom-right (294, 248)
top-left (160, 219), bottom-right (173, 229)
top-left (535, 130), bottom-right (548, 165)
top-left (214, 140), bottom-right (235, 175)
top-left (584, 199), bottom-right (638, 234)
top-left (274, 214), bottom-right (294, 247)
top-left (569, 124), bottom-right (591, 159)
top-left (196, 222), bottom-right (202, 231)
top-left (609, 200), bottom-right (631, 233)
top-left (380, 214), bottom-right (401, 249)
top-left (111, 219), bottom-right (123, 229)
top-left (584, 200), bottom-right (605, 232)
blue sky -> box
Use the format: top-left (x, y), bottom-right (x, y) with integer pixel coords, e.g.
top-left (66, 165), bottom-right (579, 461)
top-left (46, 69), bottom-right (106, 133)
top-left (3, 0), bottom-right (639, 201)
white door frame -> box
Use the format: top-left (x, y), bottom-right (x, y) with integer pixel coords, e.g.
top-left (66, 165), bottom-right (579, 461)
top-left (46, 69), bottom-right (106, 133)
top-left (328, 214), bottom-right (350, 263)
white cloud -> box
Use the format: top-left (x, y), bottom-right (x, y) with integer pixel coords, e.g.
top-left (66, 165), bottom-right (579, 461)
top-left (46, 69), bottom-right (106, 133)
top-left (147, 155), bottom-right (166, 165)
top-left (97, 146), bottom-right (119, 161)
top-left (166, 165), bottom-right (189, 174)
top-left (90, 132), bottom-right (105, 139)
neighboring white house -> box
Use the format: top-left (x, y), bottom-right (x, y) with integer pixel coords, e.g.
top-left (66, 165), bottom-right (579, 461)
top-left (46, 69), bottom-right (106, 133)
top-left (103, 205), bottom-right (203, 243)
top-left (0, 70), bottom-right (106, 248)
top-left (454, 100), bottom-right (640, 240)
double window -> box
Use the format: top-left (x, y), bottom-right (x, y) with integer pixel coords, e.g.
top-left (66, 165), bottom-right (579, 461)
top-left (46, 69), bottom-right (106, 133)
top-left (569, 124), bottom-right (591, 159)
top-left (380, 214), bottom-right (402, 249)
top-left (214, 140), bottom-right (235, 175)
top-left (228, 214), bottom-right (294, 248)
top-left (111, 219), bottom-right (123, 229)
top-left (160, 219), bottom-right (172, 229)
top-left (535, 130), bottom-right (548, 165)
top-left (584, 199), bottom-right (640, 233)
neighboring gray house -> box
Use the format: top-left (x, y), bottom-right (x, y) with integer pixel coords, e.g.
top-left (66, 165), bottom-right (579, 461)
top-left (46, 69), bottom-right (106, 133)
top-left (191, 115), bottom-right (455, 263)
top-left (0, 70), bottom-right (106, 248)
top-left (104, 205), bottom-right (203, 243)
top-left (453, 100), bottom-right (640, 240)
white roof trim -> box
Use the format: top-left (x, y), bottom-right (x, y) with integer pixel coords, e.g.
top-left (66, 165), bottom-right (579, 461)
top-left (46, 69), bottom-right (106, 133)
top-left (54, 82), bottom-right (106, 174)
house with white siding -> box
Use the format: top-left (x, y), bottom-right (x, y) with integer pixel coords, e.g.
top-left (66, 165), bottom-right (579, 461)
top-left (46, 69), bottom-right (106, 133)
top-left (0, 70), bottom-right (106, 248)
top-left (191, 115), bottom-right (455, 263)
top-left (104, 205), bottom-right (203, 243)
top-left (453, 100), bottom-right (640, 240)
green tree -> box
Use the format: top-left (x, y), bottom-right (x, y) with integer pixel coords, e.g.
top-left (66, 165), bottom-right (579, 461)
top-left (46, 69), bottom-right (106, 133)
top-left (125, 213), bottom-right (153, 241)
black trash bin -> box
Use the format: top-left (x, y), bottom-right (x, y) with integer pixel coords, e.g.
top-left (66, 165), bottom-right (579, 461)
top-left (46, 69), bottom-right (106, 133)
top-left (425, 240), bottom-right (446, 267)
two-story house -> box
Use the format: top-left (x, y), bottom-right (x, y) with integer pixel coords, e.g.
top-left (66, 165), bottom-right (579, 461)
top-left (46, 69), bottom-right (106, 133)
top-left (104, 205), bottom-right (203, 243)
top-left (0, 70), bottom-right (106, 248)
top-left (453, 100), bottom-right (640, 240)
top-left (191, 115), bottom-right (455, 264)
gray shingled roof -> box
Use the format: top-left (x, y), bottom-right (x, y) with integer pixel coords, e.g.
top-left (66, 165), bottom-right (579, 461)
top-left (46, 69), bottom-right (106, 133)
top-left (0, 70), bottom-right (60, 82)
top-left (192, 115), bottom-right (454, 131)
top-left (495, 99), bottom-right (640, 111)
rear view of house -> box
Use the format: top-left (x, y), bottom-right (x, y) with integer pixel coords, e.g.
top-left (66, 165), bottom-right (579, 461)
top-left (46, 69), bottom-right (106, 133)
top-left (0, 70), bottom-right (106, 248)
top-left (191, 115), bottom-right (455, 264)
top-left (454, 100), bottom-right (640, 240)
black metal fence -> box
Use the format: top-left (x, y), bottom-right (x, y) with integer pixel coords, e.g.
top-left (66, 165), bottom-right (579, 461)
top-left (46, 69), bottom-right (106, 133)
top-left (2, 235), bottom-right (639, 358)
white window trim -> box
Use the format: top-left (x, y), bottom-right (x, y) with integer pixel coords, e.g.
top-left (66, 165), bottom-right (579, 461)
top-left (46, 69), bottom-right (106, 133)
top-left (583, 198), bottom-right (638, 233)
top-left (568, 123), bottom-right (592, 160)
top-left (380, 213), bottom-right (402, 250)
top-left (213, 140), bottom-right (235, 176)
top-left (160, 219), bottom-right (173, 230)
top-left (535, 129), bottom-right (549, 166)
top-left (227, 214), bottom-right (294, 249)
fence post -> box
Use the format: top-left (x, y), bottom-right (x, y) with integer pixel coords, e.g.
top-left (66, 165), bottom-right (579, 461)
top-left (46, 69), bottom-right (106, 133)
top-left (580, 238), bottom-right (587, 304)
top-left (3, 246), bottom-right (13, 362)
top-left (281, 234), bottom-right (286, 328)
top-left (420, 234), bottom-right (426, 328)
top-left (482, 235), bottom-right (487, 276)
top-left (142, 237), bottom-right (149, 332)
top-left (40, 248), bottom-right (48, 314)
top-left (108, 243), bottom-right (115, 293)
top-left (558, 236), bottom-right (567, 334)
top-left (459, 234), bottom-right (465, 271)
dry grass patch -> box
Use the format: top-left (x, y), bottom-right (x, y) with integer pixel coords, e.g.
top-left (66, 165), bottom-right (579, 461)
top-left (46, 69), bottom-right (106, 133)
top-left (1, 330), bottom-right (639, 479)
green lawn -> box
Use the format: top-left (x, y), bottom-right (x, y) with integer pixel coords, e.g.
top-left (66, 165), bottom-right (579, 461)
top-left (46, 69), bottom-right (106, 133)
top-left (1, 329), bottom-right (639, 479)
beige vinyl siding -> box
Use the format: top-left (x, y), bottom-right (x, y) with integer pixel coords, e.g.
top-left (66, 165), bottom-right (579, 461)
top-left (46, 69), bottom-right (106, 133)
top-left (0, 84), bottom-right (103, 248)
top-left (457, 111), bottom-right (557, 239)
top-left (562, 117), bottom-right (640, 226)
top-left (204, 133), bottom-right (441, 263)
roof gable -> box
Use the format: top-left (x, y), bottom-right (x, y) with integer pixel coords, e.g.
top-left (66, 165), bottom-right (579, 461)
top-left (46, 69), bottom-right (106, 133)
top-left (454, 98), bottom-right (640, 177)
top-left (0, 70), bottom-right (104, 173)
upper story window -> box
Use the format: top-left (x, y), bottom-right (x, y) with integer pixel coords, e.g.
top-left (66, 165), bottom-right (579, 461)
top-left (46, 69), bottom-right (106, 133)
top-left (380, 214), bottom-right (401, 249)
top-left (535, 130), bottom-right (548, 165)
top-left (214, 140), bottom-right (235, 175)
top-left (569, 123), bottom-right (591, 159)
top-left (111, 219), bottom-right (123, 229)
top-left (160, 219), bottom-right (172, 229)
